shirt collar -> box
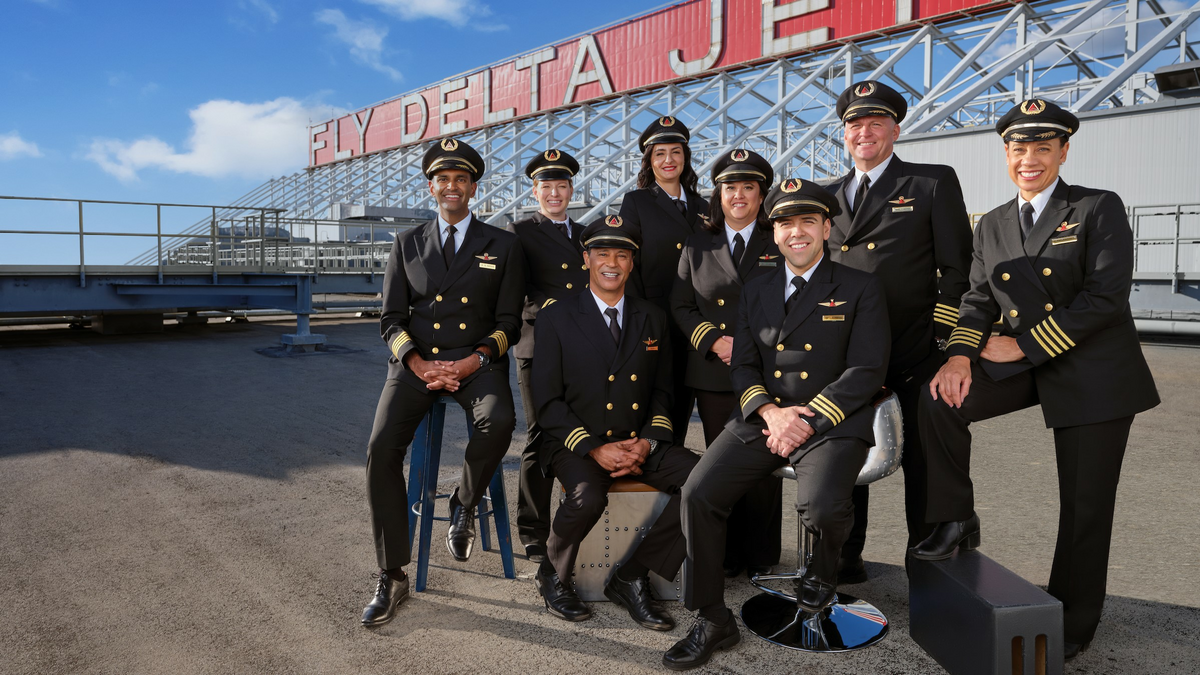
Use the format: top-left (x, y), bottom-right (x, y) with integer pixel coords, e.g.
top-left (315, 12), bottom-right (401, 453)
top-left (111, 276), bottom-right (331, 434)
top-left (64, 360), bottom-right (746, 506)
top-left (853, 152), bottom-right (894, 186)
top-left (724, 222), bottom-right (753, 252)
top-left (1018, 177), bottom-right (1059, 223)
top-left (591, 290), bottom-right (626, 326)
top-left (437, 211), bottom-right (472, 233)
top-left (784, 252), bottom-right (823, 292)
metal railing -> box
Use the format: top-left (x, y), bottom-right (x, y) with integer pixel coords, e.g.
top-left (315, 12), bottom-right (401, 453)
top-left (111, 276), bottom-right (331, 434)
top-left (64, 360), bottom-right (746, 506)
top-left (1131, 202), bottom-right (1200, 292)
top-left (0, 195), bottom-right (423, 285)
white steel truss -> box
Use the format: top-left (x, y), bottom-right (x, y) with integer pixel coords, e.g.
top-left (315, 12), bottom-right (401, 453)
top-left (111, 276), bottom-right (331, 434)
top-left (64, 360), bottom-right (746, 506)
top-left (134, 0), bottom-right (1200, 260)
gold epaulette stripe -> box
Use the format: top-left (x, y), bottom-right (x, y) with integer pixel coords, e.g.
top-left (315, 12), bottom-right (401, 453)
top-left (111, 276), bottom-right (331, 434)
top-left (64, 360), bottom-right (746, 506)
top-left (740, 385), bottom-right (769, 410)
top-left (690, 322), bottom-right (717, 350)
top-left (390, 332), bottom-right (412, 358)
top-left (951, 326), bottom-right (983, 337)
top-left (651, 416), bottom-right (673, 431)
top-left (542, 298), bottom-right (556, 308)
top-left (948, 327), bottom-right (983, 347)
top-left (1030, 324), bottom-right (1060, 357)
top-left (807, 397), bottom-right (839, 424)
top-left (565, 427), bottom-right (590, 451)
top-left (933, 315), bottom-right (958, 328)
top-left (935, 303), bottom-right (960, 316)
top-left (811, 394), bottom-right (845, 425)
top-left (946, 338), bottom-right (980, 349)
top-left (489, 330), bottom-right (509, 356)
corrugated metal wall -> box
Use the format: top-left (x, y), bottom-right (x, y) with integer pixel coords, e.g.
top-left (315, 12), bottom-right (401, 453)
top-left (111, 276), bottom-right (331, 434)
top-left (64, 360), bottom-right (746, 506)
top-left (894, 98), bottom-right (1200, 218)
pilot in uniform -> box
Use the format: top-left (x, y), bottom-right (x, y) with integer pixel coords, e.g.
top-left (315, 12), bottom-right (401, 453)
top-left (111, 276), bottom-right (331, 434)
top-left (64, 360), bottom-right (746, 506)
top-left (670, 148), bottom-right (782, 579)
top-left (531, 215), bottom-right (700, 632)
top-left (618, 117), bottom-right (710, 444)
top-left (507, 149), bottom-right (588, 562)
top-left (664, 179), bottom-right (890, 671)
top-left (360, 138), bottom-right (525, 627)
top-left (825, 80), bottom-right (974, 582)
top-left (911, 100), bottom-right (1160, 660)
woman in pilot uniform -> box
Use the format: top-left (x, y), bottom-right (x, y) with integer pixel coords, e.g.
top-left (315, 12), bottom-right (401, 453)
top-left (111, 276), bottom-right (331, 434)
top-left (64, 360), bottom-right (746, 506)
top-left (618, 116), bottom-right (709, 445)
top-left (671, 148), bottom-right (782, 577)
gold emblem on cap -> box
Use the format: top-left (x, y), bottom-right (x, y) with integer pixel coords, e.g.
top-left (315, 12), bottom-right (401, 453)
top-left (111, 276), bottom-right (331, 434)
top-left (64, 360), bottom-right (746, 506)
top-left (544, 149), bottom-right (560, 161)
top-left (781, 178), bottom-right (801, 193)
top-left (605, 215), bottom-right (622, 227)
top-left (855, 82), bottom-right (876, 97)
top-left (731, 149), bottom-right (748, 161)
top-left (440, 138), bottom-right (459, 151)
top-left (660, 116), bottom-right (675, 126)
top-left (1020, 99), bottom-right (1047, 115)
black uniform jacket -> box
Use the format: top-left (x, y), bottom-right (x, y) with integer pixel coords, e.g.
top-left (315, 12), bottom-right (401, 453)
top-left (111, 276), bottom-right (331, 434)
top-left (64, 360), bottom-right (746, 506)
top-left (727, 256), bottom-right (891, 455)
top-left (671, 221), bottom-right (782, 391)
top-left (618, 185), bottom-right (710, 311)
top-left (827, 155), bottom-right (972, 378)
top-left (381, 216), bottom-right (525, 389)
top-left (506, 212), bottom-right (589, 360)
top-left (531, 291), bottom-right (676, 471)
top-left (945, 181), bottom-right (1159, 428)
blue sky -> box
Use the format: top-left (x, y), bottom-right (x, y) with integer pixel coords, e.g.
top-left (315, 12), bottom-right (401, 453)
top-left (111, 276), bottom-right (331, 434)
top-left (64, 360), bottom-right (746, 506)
top-left (0, 0), bottom-right (662, 209)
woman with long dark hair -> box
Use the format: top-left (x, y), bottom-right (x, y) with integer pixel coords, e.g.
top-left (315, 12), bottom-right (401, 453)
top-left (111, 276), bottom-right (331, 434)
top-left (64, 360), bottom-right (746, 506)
top-left (618, 116), bottom-right (709, 445)
top-left (670, 148), bottom-right (782, 577)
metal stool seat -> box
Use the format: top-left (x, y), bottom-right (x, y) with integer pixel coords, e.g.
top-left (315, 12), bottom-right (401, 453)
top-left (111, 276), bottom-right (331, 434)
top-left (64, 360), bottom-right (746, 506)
top-left (406, 396), bottom-right (515, 592)
top-left (741, 388), bottom-right (904, 652)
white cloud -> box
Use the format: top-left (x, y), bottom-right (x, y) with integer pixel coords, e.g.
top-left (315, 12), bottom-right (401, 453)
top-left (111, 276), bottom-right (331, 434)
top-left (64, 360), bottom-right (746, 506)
top-left (360, 0), bottom-right (505, 30)
top-left (0, 132), bottom-right (42, 160)
top-left (316, 9), bottom-right (403, 82)
top-left (86, 98), bottom-right (343, 182)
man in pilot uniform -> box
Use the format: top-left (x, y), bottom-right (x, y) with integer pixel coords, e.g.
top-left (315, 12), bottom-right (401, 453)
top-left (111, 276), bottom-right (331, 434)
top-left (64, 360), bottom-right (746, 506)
top-left (826, 80), bottom-right (973, 583)
top-left (531, 215), bottom-right (699, 631)
top-left (664, 180), bottom-right (890, 671)
top-left (507, 149), bottom-right (589, 563)
top-left (911, 100), bottom-right (1159, 660)
top-left (360, 138), bottom-right (525, 627)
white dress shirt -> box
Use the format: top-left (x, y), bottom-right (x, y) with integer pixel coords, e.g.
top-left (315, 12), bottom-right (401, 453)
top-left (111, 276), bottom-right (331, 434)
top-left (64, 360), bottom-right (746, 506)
top-left (591, 291), bottom-right (626, 330)
top-left (437, 211), bottom-right (471, 252)
top-left (784, 254), bottom-right (823, 303)
top-left (724, 222), bottom-right (754, 257)
top-left (845, 152), bottom-right (895, 207)
top-left (1017, 177), bottom-right (1060, 225)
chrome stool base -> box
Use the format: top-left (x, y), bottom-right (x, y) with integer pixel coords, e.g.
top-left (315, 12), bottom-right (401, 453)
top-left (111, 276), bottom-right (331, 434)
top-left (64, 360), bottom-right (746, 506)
top-left (741, 591), bottom-right (889, 652)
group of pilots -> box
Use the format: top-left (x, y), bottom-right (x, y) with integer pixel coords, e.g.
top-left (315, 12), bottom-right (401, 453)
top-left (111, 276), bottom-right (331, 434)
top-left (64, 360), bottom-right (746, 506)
top-left (357, 80), bottom-right (1159, 670)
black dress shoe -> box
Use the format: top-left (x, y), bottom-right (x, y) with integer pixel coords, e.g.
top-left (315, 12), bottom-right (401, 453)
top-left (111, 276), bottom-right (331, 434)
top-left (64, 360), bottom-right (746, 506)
top-left (534, 565), bottom-right (591, 622)
top-left (361, 570), bottom-right (409, 627)
top-left (837, 555), bottom-right (868, 585)
top-left (524, 544), bottom-right (547, 564)
top-left (722, 562), bottom-right (744, 578)
top-left (1064, 640), bottom-right (1090, 660)
top-left (746, 565), bottom-right (773, 579)
top-left (796, 572), bottom-right (838, 613)
top-left (662, 615), bottom-right (741, 671)
top-left (908, 513), bottom-right (981, 561)
top-left (604, 574), bottom-right (674, 631)
top-left (446, 497), bottom-right (476, 562)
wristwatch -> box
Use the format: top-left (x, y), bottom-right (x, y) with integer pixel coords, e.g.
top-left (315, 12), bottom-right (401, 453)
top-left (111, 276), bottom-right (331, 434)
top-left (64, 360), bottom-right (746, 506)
top-left (474, 350), bottom-right (491, 368)
top-left (646, 439), bottom-right (660, 454)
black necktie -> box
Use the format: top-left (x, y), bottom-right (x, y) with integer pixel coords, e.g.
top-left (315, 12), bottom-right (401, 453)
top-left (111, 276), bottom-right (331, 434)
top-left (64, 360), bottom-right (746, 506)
top-left (443, 224), bottom-right (457, 268)
top-left (1020, 202), bottom-right (1036, 242)
top-left (605, 307), bottom-right (620, 344)
top-left (785, 277), bottom-right (806, 315)
top-left (852, 174), bottom-right (870, 215)
top-left (731, 232), bottom-right (745, 265)
top-left (554, 220), bottom-right (570, 240)
top-left (675, 198), bottom-right (687, 216)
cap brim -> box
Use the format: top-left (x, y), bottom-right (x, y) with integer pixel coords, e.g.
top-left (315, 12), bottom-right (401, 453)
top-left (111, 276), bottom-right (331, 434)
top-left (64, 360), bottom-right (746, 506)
top-left (426, 157), bottom-right (480, 179)
top-left (1000, 121), bottom-right (1074, 141)
top-left (529, 167), bottom-right (576, 181)
top-left (583, 235), bottom-right (639, 250)
top-left (714, 167), bottom-right (769, 183)
top-left (769, 198), bottom-right (832, 220)
top-left (640, 132), bottom-right (689, 149)
top-left (841, 102), bottom-right (902, 123)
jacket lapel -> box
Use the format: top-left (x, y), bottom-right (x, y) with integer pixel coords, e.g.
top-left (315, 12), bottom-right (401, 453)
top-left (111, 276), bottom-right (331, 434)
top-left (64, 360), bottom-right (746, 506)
top-left (832, 173), bottom-right (854, 241)
top-left (711, 229), bottom-right (739, 281)
top-left (995, 200), bottom-right (1050, 295)
top-left (760, 267), bottom-right (787, 344)
top-left (534, 212), bottom-right (582, 256)
top-left (738, 222), bottom-right (774, 279)
top-left (439, 217), bottom-right (493, 292)
top-left (684, 189), bottom-right (706, 229)
top-left (612, 301), bottom-right (646, 373)
top-left (573, 293), bottom-right (618, 364)
top-left (779, 257), bottom-right (837, 342)
top-left (1023, 181), bottom-right (1073, 259)
top-left (417, 219), bottom-right (446, 289)
top-left (653, 185), bottom-right (691, 229)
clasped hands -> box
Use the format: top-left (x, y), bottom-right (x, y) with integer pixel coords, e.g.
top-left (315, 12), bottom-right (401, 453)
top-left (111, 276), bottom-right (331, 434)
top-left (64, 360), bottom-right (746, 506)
top-left (405, 350), bottom-right (486, 392)
top-left (589, 438), bottom-right (652, 478)
top-left (758, 404), bottom-right (817, 458)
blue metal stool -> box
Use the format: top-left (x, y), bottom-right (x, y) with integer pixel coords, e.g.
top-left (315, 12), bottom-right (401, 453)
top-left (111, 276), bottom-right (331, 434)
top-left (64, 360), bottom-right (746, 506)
top-left (406, 396), bottom-right (516, 592)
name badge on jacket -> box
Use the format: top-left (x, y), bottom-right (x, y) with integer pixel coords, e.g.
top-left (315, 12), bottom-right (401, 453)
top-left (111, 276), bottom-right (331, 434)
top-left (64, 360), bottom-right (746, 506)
top-left (643, 338), bottom-right (659, 351)
top-left (476, 253), bottom-right (499, 269)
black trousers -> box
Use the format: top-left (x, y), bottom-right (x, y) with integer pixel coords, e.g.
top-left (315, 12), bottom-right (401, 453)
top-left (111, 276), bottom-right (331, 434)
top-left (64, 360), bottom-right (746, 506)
top-left (515, 356), bottom-right (555, 549)
top-left (667, 324), bottom-right (695, 448)
top-left (547, 444), bottom-right (699, 583)
top-left (694, 389), bottom-right (782, 569)
top-left (366, 370), bottom-right (516, 570)
top-left (681, 431), bottom-right (867, 611)
top-left (842, 363), bottom-right (939, 557)
top-left (919, 362), bottom-right (1133, 644)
